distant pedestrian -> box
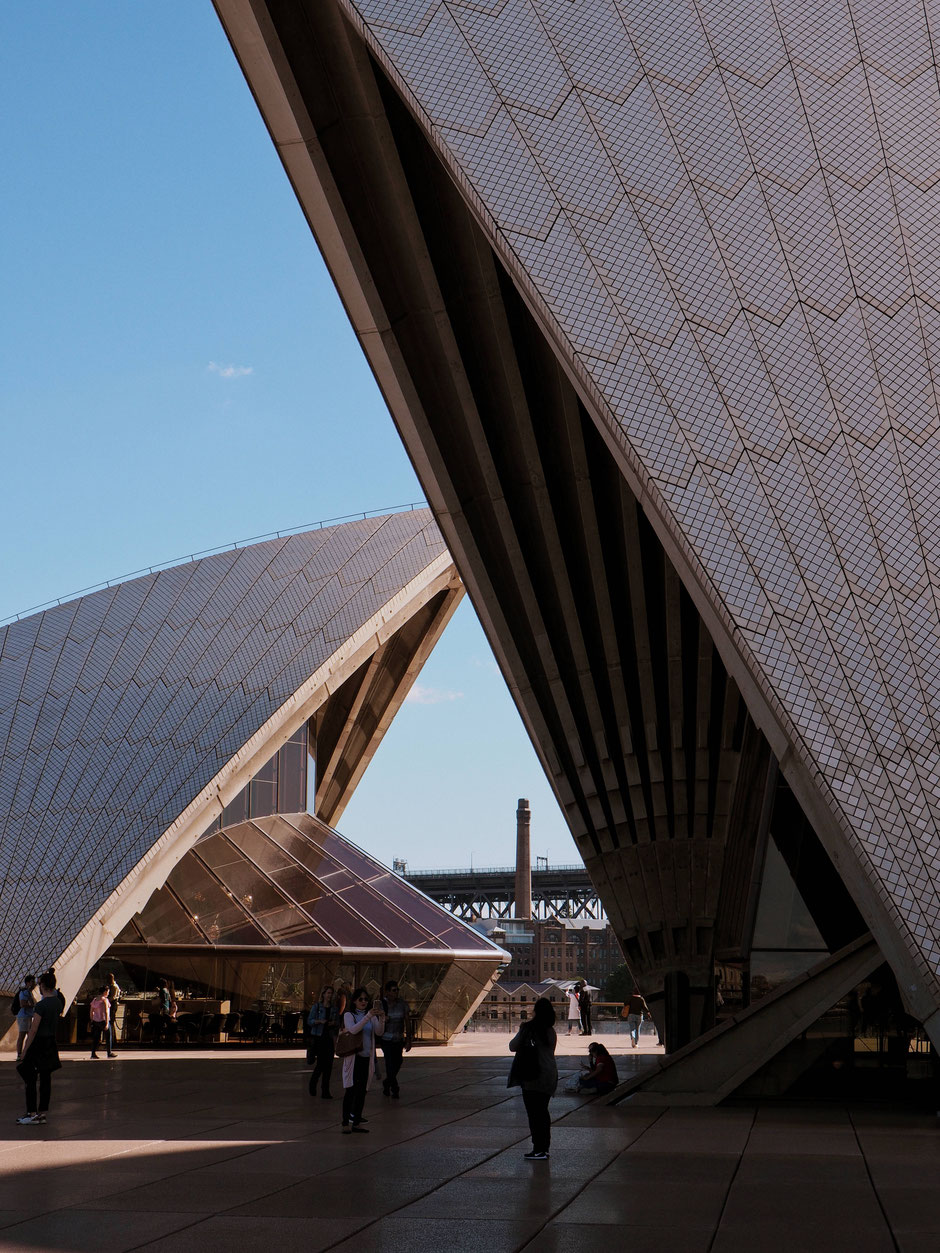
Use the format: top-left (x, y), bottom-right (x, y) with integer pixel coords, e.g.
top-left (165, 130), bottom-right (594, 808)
top-left (509, 996), bottom-right (557, 1160)
top-left (622, 988), bottom-right (649, 1048)
top-left (89, 986), bottom-right (112, 1059)
top-left (379, 979), bottom-right (413, 1098)
top-left (341, 987), bottom-right (385, 1134)
top-left (16, 969), bottom-right (64, 1126)
top-left (151, 980), bottom-right (171, 1044)
top-left (577, 1041), bottom-right (618, 1094)
top-left (13, 975), bottom-right (36, 1061)
top-left (307, 986), bottom-right (339, 1099)
top-left (566, 985), bottom-right (580, 1035)
top-left (106, 973), bottom-right (121, 1050)
top-left (578, 983), bottom-right (592, 1036)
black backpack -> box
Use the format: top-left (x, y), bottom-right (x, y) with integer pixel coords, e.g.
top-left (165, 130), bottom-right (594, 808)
top-left (10, 991), bottom-right (20, 1016)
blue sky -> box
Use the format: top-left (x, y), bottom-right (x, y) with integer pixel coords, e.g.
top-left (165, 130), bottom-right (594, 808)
top-left (1, 4), bottom-right (575, 869)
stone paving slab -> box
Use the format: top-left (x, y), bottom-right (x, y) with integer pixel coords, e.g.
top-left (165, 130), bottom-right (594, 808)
top-left (531, 1222), bottom-right (714, 1253)
top-left (0, 1043), bottom-right (936, 1252)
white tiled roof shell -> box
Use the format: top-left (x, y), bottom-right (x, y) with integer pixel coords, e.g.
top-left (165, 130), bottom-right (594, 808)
top-left (342, 0), bottom-right (940, 984)
top-left (0, 511), bottom-right (447, 983)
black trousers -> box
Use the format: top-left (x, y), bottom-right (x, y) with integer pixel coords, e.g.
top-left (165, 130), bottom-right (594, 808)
top-left (580, 1006), bottom-right (592, 1034)
top-left (342, 1054), bottom-right (370, 1125)
top-left (522, 1089), bottom-right (551, 1153)
top-left (309, 1033), bottom-right (335, 1096)
top-left (20, 1061), bottom-right (52, 1114)
top-left (380, 1039), bottom-right (404, 1093)
top-left (90, 1022), bottom-right (114, 1054)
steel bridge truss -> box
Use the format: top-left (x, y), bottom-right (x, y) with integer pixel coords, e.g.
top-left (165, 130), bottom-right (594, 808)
top-left (403, 867), bottom-right (604, 920)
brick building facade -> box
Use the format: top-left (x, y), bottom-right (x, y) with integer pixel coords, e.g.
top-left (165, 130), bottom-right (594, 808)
top-left (476, 918), bottom-right (623, 993)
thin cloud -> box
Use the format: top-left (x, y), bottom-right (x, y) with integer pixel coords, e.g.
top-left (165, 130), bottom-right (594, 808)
top-left (208, 361), bottom-right (253, 379)
top-left (405, 684), bottom-right (464, 705)
top-left (471, 656), bottom-right (500, 676)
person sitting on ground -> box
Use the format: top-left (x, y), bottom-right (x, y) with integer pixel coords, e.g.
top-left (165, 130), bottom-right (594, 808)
top-left (577, 1041), bottom-right (618, 1095)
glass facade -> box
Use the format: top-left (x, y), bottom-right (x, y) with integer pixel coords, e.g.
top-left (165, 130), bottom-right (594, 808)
top-left (735, 962), bottom-right (935, 1102)
top-left (73, 799), bottom-right (504, 1049)
top-left (198, 724), bottom-right (309, 836)
top-left (75, 951), bottom-right (492, 1046)
top-left (117, 811), bottom-right (499, 953)
top-left (716, 775), bottom-right (868, 1019)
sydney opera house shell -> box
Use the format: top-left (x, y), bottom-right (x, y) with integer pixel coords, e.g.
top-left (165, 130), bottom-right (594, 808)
top-left (211, 0), bottom-right (940, 1096)
top-left (0, 510), bottom-right (507, 1043)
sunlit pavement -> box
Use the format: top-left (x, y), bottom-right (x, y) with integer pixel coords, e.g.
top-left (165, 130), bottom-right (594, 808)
top-left (0, 1040), bottom-right (935, 1252)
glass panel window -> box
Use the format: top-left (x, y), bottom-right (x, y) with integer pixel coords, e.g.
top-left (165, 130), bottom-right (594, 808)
top-left (278, 736), bottom-right (306, 814)
top-left (134, 888), bottom-right (205, 945)
top-left (249, 777), bottom-right (277, 819)
top-left (335, 883), bottom-right (435, 947)
top-left (225, 824), bottom-right (299, 875)
top-left (753, 839), bottom-right (827, 951)
top-left (222, 785), bottom-right (247, 828)
top-left (304, 894), bottom-right (388, 947)
top-left (750, 951), bottom-right (826, 1001)
top-left (167, 854), bottom-right (259, 943)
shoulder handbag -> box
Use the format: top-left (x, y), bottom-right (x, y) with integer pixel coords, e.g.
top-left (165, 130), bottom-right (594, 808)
top-left (507, 1027), bottom-right (540, 1088)
top-left (335, 1028), bottom-right (360, 1057)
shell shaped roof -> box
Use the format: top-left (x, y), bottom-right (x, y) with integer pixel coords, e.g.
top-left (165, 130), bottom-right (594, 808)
top-left (0, 510), bottom-right (448, 983)
top-left (343, 0), bottom-right (940, 988)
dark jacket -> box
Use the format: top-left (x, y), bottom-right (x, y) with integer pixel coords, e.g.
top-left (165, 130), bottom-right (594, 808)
top-left (509, 1022), bottom-right (558, 1095)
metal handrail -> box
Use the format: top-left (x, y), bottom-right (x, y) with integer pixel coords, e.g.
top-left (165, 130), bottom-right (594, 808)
top-left (0, 501), bottom-right (428, 628)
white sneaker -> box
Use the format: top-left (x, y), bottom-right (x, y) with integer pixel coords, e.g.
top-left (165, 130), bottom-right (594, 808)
top-left (16, 1114), bottom-right (45, 1125)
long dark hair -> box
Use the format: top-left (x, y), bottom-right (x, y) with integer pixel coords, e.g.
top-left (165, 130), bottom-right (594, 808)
top-left (527, 996), bottom-right (556, 1039)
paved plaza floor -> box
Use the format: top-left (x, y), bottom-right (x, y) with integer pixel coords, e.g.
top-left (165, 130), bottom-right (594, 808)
top-left (0, 1034), bottom-right (937, 1252)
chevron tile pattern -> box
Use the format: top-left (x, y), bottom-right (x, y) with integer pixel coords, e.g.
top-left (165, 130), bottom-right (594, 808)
top-left (341, 0), bottom-right (940, 987)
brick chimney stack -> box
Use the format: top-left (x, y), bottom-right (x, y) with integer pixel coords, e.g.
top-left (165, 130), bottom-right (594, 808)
top-left (514, 798), bottom-right (532, 920)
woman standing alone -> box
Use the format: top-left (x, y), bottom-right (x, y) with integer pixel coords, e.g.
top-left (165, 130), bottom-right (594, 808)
top-left (509, 996), bottom-right (558, 1160)
top-left (341, 987), bottom-right (384, 1134)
